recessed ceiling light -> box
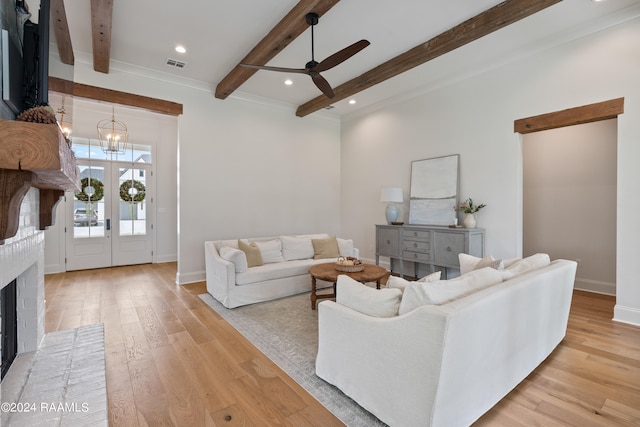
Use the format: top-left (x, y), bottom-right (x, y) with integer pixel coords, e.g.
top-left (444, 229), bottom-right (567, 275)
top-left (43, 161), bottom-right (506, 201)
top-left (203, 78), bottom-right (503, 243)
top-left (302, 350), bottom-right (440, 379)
top-left (348, 99), bottom-right (356, 105)
top-left (284, 79), bottom-right (293, 86)
top-left (175, 45), bottom-right (186, 54)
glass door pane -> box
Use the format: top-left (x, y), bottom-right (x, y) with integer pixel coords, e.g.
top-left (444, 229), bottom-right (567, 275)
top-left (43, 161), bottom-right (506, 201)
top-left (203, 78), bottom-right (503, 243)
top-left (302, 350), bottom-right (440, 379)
top-left (73, 166), bottom-right (106, 238)
top-left (118, 167), bottom-right (147, 236)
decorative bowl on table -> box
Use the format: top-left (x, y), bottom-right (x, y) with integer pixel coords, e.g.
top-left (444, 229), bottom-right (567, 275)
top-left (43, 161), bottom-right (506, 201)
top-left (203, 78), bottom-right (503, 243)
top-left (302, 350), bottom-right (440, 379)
top-left (335, 256), bottom-right (365, 272)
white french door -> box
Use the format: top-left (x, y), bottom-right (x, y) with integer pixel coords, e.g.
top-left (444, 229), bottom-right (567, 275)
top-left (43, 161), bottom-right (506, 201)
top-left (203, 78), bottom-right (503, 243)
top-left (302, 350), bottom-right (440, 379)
top-left (65, 160), bottom-right (153, 271)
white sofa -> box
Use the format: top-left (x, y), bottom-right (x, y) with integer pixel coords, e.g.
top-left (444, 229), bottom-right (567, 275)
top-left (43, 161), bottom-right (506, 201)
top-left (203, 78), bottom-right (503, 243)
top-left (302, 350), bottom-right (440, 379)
top-left (316, 257), bottom-right (577, 427)
top-left (205, 234), bottom-right (359, 308)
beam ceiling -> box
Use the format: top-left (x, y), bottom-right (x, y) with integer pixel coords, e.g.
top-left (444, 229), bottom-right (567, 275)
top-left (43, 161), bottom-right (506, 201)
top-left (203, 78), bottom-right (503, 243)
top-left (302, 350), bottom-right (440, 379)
top-left (90, 0), bottom-right (113, 73)
top-left (296, 0), bottom-right (563, 117)
top-left (51, 0), bottom-right (74, 65)
top-left (214, 0), bottom-right (340, 100)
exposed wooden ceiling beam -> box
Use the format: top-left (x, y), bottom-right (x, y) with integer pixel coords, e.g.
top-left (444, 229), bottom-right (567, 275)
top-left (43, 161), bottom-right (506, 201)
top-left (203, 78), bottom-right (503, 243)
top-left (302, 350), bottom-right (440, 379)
top-left (51, 0), bottom-right (74, 65)
top-left (49, 77), bottom-right (183, 116)
top-left (296, 0), bottom-right (562, 117)
top-left (214, 0), bottom-right (340, 100)
top-left (90, 0), bottom-right (113, 73)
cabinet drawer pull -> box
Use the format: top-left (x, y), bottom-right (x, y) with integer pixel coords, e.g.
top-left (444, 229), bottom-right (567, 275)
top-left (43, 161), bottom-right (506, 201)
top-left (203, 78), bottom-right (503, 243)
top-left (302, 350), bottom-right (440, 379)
top-left (447, 246), bottom-right (452, 252)
top-left (413, 231), bottom-right (418, 236)
top-left (387, 239), bottom-right (391, 245)
top-left (413, 253), bottom-right (418, 258)
top-left (413, 242), bottom-right (418, 248)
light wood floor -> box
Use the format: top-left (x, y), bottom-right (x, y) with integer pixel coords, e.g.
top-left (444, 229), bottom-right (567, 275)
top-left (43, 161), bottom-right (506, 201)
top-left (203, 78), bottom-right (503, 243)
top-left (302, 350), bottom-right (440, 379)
top-left (44, 263), bottom-right (640, 426)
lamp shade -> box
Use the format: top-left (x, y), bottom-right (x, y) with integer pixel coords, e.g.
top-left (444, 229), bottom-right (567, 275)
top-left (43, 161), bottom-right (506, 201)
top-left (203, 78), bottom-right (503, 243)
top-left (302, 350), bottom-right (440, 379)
top-left (380, 187), bottom-right (403, 203)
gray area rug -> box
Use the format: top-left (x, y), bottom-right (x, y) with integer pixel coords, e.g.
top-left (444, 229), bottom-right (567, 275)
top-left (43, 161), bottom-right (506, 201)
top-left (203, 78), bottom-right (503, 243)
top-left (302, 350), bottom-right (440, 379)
top-left (199, 292), bottom-right (386, 427)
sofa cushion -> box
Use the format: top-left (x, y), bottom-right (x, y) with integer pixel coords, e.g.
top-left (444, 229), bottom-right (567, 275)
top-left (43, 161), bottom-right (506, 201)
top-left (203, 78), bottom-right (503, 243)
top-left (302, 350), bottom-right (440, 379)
top-left (337, 238), bottom-right (355, 257)
top-left (398, 267), bottom-right (503, 314)
top-left (500, 253), bottom-right (551, 281)
top-left (219, 246), bottom-right (248, 273)
top-left (238, 240), bottom-right (264, 267)
top-left (281, 235), bottom-right (315, 261)
top-left (235, 258), bottom-right (326, 285)
top-left (312, 237), bottom-right (340, 259)
top-left (387, 271), bottom-right (441, 292)
top-left (296, 233), bottom-right (330, 240)
top-left (254, 239), bottom-right (284, 264)
top-left (336, 275), bottom-right (402, 318)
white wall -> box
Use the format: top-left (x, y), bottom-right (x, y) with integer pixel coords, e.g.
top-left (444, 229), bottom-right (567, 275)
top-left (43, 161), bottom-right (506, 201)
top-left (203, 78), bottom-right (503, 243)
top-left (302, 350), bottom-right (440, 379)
top-left (341, 17), bottom-right (640, 325)
top-left (175, 94), bottom-right (341, 284)
top-left (523, 120), bottom-right (617, 295)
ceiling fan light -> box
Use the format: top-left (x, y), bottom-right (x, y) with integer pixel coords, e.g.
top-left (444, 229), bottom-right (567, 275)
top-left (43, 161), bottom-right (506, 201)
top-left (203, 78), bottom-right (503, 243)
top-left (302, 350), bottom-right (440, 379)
top-left (175, 45), bottom-right (186, 53)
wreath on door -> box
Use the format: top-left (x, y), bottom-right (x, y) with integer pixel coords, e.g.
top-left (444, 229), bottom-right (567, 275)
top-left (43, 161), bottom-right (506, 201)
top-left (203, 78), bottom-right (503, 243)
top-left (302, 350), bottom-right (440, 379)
top-left (119, 179), bottom-right (146, 203)
top-left (76, 177), bottom-right (105, 202)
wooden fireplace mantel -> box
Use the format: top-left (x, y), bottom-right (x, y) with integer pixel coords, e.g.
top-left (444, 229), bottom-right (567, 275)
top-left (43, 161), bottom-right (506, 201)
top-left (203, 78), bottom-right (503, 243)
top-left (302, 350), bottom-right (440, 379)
top-left (0, 120), bottom-right (80, 243)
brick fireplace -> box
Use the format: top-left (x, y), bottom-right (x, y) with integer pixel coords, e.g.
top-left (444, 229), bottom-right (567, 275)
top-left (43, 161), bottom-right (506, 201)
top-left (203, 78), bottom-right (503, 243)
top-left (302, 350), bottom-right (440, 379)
top-left (0, 188), bottom-right (46, 378)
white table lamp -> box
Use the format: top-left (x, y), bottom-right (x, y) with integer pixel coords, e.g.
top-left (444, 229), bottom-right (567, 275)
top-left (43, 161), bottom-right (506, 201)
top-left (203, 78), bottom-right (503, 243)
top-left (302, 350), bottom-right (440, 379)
top-left (380, 187), bottom-right (404, 224)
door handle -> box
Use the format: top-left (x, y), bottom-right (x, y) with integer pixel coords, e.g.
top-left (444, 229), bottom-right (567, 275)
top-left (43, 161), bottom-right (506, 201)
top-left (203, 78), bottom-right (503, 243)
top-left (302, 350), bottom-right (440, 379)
top-left (106, 219), bottom-right (111, 231)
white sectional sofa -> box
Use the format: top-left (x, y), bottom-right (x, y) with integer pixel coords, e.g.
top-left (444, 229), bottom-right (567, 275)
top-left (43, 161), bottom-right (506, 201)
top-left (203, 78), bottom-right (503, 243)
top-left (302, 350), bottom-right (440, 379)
top-left (316, 255), bottom-right (577, 427)
top-left (205, 234), bottom-right (359, 308)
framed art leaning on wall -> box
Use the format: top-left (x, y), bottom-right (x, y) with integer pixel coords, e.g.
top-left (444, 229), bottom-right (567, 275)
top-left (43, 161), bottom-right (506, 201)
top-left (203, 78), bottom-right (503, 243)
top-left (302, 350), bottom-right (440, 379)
top-left (409, 154), bottom-right (459, 226)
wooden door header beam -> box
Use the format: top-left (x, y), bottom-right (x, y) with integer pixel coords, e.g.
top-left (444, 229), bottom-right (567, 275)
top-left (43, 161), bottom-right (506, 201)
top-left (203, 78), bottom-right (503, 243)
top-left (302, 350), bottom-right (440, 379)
top-left (49, 77), bottom-right (183, 116)
top-left (91, 0), bottom-right (113, 73)
top-left (514, 98), bottom-right (624, 134)
top-left (296, 0), bottom-right (562, 117)
top-left (214, 0), bottom-right (340, 100)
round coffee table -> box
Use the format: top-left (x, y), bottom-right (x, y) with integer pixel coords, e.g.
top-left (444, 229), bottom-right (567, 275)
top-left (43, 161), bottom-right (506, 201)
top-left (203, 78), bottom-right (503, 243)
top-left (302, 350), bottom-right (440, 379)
top-left (308, 263), bottom-right (389, 309)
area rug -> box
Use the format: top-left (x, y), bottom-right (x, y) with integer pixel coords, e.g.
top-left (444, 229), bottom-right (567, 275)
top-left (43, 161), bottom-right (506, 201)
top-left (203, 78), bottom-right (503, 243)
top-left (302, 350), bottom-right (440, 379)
top-left (199, 292), bottom-right (386, 427)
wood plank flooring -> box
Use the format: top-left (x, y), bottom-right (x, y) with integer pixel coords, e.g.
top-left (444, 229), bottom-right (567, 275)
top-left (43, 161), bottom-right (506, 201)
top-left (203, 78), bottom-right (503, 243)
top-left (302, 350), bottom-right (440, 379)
top-left (44, 263), bottom-right (640, 426)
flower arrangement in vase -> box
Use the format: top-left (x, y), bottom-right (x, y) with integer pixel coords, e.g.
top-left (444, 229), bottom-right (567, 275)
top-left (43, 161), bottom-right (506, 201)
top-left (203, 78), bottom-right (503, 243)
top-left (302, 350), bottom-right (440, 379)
top-left (458, 198), bottom-right (486, 228)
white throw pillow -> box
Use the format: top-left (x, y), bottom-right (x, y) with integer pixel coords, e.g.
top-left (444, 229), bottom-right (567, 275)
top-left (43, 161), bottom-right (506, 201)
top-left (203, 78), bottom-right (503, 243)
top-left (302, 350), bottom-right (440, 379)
top-left (387, 271), bottom-right (441, 292)
top-left (417, 271), bottom-right (442, 283)
top-left (281, 236), bottom-right (314, 261)
top-left (219, 246), bottom-right (248, 273)
top-left (217, 239), bottom-right (240, 250)
top-left (398, 267), bottom-right (503, 314)
top-left (386, 275), bottom-right (413, 292)
top-left (336, 275), bottom-right (402, 318)
top-left (500, 253), bottom-right (551, 281)
top-left (337, 238), bottom-right (355, 257)
top-left (254, 239), bottom-right (284, 264)
top-left (458, 253), bottom-right (505, 275)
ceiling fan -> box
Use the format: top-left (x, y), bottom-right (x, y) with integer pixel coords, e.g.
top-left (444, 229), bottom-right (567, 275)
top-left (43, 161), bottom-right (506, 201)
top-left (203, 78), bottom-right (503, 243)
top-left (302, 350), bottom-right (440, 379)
top-left (240, 12), bottom-right (370, 98)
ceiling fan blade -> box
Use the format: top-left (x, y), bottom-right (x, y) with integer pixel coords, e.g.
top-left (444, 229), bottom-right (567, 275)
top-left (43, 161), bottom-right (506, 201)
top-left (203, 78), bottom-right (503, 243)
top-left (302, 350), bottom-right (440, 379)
top-left (314, 40), bottom-right (370, 73)
top-left (239, 63), bottom-right (308, 74)
top-left (311, 73), bottom-right (335, 98)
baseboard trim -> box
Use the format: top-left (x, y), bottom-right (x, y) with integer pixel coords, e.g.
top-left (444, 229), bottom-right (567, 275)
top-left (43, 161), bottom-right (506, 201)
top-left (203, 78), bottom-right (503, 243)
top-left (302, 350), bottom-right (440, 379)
top-left (613, 304), bottom-right (640, 327)
top-left (574, 277), bottom-right (616, 296)
top-left (155, 254), bottom-right (177, 263)
top-left (175, 270), bottom-right (205, 285)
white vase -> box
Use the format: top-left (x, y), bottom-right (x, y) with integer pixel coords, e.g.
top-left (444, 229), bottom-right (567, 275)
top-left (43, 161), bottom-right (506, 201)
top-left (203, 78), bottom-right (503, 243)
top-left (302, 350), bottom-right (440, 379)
top-left (463, 213), bottom-right (476, 229)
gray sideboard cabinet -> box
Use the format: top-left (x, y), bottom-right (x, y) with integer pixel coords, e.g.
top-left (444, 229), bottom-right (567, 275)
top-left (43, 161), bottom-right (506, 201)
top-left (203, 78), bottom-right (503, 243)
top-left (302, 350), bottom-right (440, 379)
top-left (375, 224), bottom-right (485, 279)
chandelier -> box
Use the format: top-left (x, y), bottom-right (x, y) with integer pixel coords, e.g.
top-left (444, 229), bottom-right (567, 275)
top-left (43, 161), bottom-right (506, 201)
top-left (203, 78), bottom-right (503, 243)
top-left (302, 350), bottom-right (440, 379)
top-left (97, 106), bottom-right (128, 154)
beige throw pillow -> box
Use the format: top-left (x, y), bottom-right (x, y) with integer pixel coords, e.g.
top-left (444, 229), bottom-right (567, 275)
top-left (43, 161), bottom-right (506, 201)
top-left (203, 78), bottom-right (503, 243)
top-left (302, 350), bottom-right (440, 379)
top-left (312, 237), bottom-right (340, 259)
top-left (238, 239), bottom-right (263, 267)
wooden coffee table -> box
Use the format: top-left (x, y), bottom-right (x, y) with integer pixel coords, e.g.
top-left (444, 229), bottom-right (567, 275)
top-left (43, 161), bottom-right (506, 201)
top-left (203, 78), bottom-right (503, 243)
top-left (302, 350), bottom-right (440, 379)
top-left (308, 263), bottom-right (389, 309)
